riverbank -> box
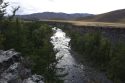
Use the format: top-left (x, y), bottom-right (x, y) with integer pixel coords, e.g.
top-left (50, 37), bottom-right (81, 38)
top-left (69, 29), bottom-right (125, 83)
top-left (0, 21), bottom-right (61, 83)
top-left (50, 27), bottom-right (113, 83)
top-left (41, 21), bottom-right (125, 83)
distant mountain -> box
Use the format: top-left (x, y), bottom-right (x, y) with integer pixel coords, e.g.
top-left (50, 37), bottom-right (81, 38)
top-left (16, 12), bottom-right (93, 21)
top-left (77, 9), bottom-right (125, 23)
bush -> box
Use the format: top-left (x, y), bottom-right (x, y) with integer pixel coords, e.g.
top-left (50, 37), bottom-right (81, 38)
top-left (108, 42), bottom-right (125, 83)
top-left (0, 20), bottom-right (63, 83)
top-left (69, 30), bottom-right (125, 83)
top-left (0, 33), bottom-right (5, 49)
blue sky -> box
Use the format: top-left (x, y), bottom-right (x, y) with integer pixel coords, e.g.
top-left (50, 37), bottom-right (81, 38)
top-left (5, 0), bottom-right (125, 15)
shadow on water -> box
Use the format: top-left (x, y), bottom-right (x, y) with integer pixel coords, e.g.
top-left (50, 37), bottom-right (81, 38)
top-left (50, 27), bottom-right (113, 83)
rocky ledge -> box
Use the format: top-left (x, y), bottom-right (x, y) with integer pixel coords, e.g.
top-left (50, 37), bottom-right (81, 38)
top-left (0, 49), bottom-right (44, 83)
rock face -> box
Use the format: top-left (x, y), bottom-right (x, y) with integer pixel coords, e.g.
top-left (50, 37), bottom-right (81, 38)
top-left (0, 49), bottom-right (44, 83)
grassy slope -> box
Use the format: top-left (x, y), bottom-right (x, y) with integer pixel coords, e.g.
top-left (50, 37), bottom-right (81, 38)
top-left (77, 9), bottom-right (125, 23)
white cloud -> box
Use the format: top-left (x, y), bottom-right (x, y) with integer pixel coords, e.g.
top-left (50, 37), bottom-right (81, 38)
top-left (4, 0), bottom-right (125, 15)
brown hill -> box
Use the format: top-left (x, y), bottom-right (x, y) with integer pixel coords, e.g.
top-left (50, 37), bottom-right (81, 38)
top-left (77, 9), bottom-right (125, 23)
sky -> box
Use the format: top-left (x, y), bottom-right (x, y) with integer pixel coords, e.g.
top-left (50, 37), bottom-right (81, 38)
top-left (4, 0), bottom-right (125, 15)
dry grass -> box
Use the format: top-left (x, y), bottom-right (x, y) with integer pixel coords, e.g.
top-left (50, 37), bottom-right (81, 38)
top-left (43, 20), bottom-right (125, 28)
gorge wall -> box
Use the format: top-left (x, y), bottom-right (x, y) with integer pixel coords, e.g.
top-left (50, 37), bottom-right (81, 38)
top-left (41, 21), bottom-right (125, 43)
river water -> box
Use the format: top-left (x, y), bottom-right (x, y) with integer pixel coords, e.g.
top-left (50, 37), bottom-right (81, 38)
top-left (51, 27), bottom-right (112, 83)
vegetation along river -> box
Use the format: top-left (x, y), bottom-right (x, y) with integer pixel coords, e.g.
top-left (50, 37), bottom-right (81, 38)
top-left (50, 27), bottom-right (113, 83)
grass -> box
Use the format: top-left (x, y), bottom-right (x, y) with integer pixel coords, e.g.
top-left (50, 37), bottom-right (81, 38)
top-left (42, 20), bottom-right (125, 28)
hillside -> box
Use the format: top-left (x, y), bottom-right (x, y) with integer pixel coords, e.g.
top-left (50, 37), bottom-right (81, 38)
top-left (16, 12), bottom-right (93, 21)
top-left (77, 9), bottom-right (125, 23)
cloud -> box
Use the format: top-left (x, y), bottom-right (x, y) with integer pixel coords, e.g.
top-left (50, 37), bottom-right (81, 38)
top-left (48, 0), bottom-right (54, 2)
top-left (4, 0), bottom-right (125, 15)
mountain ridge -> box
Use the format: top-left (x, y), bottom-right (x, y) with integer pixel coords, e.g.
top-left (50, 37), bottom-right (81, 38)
top-left (16, 12), bottom-right (93, 21)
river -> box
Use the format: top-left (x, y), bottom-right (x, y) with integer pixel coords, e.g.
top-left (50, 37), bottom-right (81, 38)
top-left (50, 27), bottom-right (112, 83)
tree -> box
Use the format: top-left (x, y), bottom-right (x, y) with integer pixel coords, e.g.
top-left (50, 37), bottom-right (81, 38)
top-left (0, 1), bottom-right (8, 21)
top-left (8, 6), bottom-right (20, 21)
top-left (0, 0), bottom-right (20, 21)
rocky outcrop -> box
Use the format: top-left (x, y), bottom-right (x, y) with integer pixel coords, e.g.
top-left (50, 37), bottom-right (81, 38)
top-left (0, 49), bottom-right (44, 83)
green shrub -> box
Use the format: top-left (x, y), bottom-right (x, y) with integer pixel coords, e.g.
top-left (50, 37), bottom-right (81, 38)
top-left (0, 20), bottom-right (63, 83)
top-left (108, 42), bottom-right (125, 83)
top-left (0, 33), bottom-right (5, 49)
top-left (69, 30), bottom-right (125, 83)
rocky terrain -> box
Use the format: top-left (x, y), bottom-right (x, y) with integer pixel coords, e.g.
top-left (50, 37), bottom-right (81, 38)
top-left (0, 49), bottom-right (44, 83)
